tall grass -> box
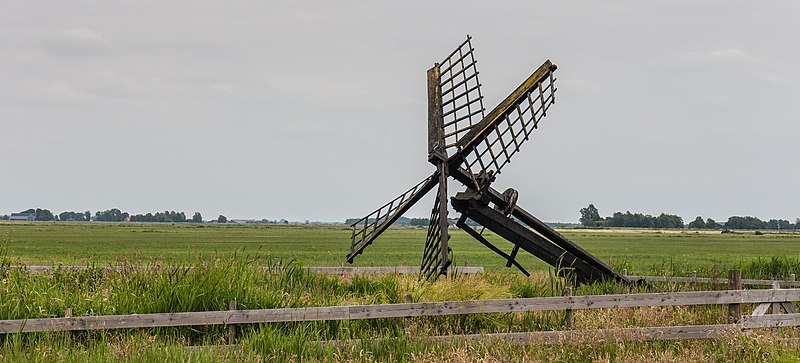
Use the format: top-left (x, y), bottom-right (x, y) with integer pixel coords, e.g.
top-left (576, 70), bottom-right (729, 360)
top-left (2, 236), bottom-right (798, 361)
top-left (740, 256), bottom-right (800, 280)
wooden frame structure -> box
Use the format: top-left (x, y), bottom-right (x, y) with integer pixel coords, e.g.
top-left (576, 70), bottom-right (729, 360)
top-left (346, 36), bottom-right (628, 282)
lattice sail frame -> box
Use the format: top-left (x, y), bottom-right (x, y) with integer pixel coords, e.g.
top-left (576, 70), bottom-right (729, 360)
top-left (420, 169), bottom-right (451, 279)
top-left (457, 63), bottom-right (556, 186)
top-left (437, 36), bottom-right (486, 156)
top-left (347, 175), bottom-right (438, 262)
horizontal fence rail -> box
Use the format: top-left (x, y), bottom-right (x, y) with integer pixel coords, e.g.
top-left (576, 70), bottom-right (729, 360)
top-left (631, 275), bottom-right (800, 288)
top-left (16, 265), bottom-right (484, 275)
top-left (2, 288), bottom-right (799, 334)
top-left (323, 324), bottom-right (744, 346)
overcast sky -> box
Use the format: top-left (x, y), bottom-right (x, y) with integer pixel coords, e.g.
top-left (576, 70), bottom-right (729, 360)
top-left (2, 1), bottom-right (798, 223)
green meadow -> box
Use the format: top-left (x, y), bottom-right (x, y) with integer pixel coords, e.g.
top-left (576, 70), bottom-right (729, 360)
top-left (2, 222), bottom-right (800, 276)
top-left (3, 222), bottom-right (800, 361)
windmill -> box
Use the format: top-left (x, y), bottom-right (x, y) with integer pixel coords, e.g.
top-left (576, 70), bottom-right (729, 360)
top-left (346, 36), bottom-right (631, 284)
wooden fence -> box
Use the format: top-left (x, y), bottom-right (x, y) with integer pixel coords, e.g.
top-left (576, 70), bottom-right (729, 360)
top-left (3, 269), bottom-right (800, 346)
top-left (3, 272), bottom-right (800, 342)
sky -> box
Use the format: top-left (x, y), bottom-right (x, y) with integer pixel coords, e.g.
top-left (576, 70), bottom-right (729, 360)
top-left (1, 1), bottom-right (799, 223)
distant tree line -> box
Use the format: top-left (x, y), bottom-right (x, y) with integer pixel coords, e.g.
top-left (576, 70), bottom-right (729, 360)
top-left (579, 204), bottom-right (684, 228)
top-left (580, 204), bottom-right (800, 230)
top-left (3, 208), bottom-right (207, 223)
top-left (688, 215), bottom-right (798, 230)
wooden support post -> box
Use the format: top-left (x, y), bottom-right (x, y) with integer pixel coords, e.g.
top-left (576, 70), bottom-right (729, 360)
top-left (228, 300), bottom-right (237, 345)
top-left (772, 281), bottom-right (782, 314)
top-left (564, 286), bottom-right (573, 330)
top-left (404, 293), bottom-right (413, 304)
top-left (64, 308), bottom-right (73, 341)
top-left (728, 269), bottom-right (742, 324)
top-left (791, 274), bottom-right (796, 282)
top-left (691, 271), bottom-right (697, 290)
top-left (622, 269), bottom-right (628, 277)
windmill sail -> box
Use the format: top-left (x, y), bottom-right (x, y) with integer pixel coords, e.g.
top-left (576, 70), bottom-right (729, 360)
top-left (449, 60), bottom-right (557, 187)
top-left (420, 164), bottom-right (450, 279)
top-left (436, 35), bottom-right (486, 158)
top-left (346, 174), bottom-right (439, 263)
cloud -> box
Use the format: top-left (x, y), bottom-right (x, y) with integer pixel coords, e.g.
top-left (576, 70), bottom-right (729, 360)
top-left (42, 28), bottom-right (115, 57)
top-left (672, 48), bottom-right (788, 87)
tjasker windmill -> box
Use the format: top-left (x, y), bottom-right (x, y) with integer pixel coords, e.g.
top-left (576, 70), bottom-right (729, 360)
top-left (346, 36), bottom-right (630, 284)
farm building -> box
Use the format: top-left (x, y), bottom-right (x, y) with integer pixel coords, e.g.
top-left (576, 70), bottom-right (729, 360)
top-left (9, 212), bottom-right (35, 221)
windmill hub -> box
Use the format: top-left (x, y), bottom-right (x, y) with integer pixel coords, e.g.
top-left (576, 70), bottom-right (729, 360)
top-left (346, 36), bottom-right (632, 284)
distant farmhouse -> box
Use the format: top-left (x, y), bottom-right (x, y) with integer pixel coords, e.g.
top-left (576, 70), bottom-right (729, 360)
top-left (10, 212), bottom-right (36, 221)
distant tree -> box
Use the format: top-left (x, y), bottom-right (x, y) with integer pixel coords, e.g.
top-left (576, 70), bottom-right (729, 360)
top-left (0, 215), bottom-right (9, 221)
top-left (654, 213), bottom-right (684, 229)
top-left (84, 211), bottom-right (91, 221)
top-left (95, 209), bottom-right (128, 222)
top-left (726, 216), bottom-right (767, 230)
top-left (192, 212), bottom-right (203, 223)
top-left (59, 211), bottom-right (88, 221)
top-left (34, 208), bottom-right (55, 221)
top-left (217, 215), bottom-right (227, 223)
top-left (767, 219), bottom-right (791, 230)
top-left (130, 211), bottom-right (188, 223)
top-left (579, 204), bottom-right (602, 227)
top-left (706, 218), bottom-right (719, 229)
top-left (688, 216), bottom-right (706, 229)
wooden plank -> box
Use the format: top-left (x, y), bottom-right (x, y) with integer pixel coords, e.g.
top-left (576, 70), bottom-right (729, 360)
top-left (631, 275), bottom-right (800, 288)
top-left (752, 303), bottom-right (771, 316)
top-left (0, 306), bottom-right (350, 334)
top-left (432, 324), bottom-right (739, 345)
top-left (728, 270), bottom-right (742, 324)
top-left (349, 289), bottom-right (800, 319)
top-left (3, 289), bottom-right (800, 334)
top-left (307, 266), bottom-right (483, 274)
top-left (321, 324), bottom-right (740, 347)
top-left (743, 313), bottom-right (800, 328)
top-left (19, 265), bottom-right (485, 275)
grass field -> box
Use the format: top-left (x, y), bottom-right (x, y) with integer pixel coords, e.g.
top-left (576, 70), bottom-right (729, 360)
top-left (2, 222), bottom-right (800, 276)
top-left (3, 223), bottom-right (800, 361)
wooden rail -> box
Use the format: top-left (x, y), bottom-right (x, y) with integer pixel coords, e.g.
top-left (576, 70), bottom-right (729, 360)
top-left (18, 265), bottom-right (484, 275)
top-left (2, 288), bottom-right (799, 334)
top-left (632, 275), bottom-right (800, 288)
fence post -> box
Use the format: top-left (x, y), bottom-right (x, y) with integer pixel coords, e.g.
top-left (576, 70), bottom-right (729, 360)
top-left (727, 269), bottom-right (742, 324)
top-left (64, 308), bottom-right (73, 341)
top-left (228, 300), bottom-right (237, 345)
top-left (622, 269), bottom-right (628, 277)
top-left (772, 281), bottom-right (781, 314)
top-left (404, 293), bottom-right (413, 304)
top-left (690, 271), bottom-right (697, 290)
top-left (564, 286), bottom-right (573, 330)
top-left (790, 274), bottom-right (796, 283)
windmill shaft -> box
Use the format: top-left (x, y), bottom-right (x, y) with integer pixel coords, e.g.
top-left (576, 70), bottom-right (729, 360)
top-left (451, 191), bottom-right (628, 283)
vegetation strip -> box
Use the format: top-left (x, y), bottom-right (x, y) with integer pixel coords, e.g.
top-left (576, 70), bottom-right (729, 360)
top-left (3, 289), bottom-right (799, 334)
